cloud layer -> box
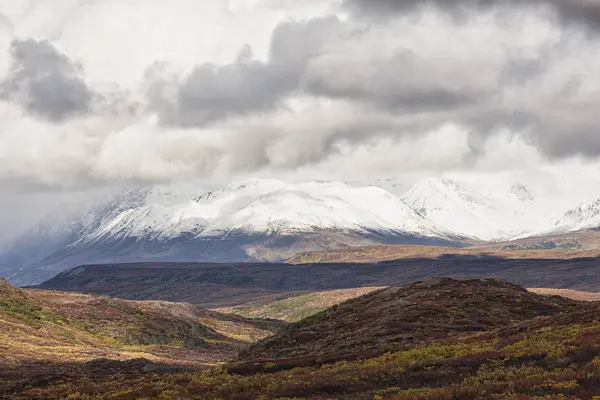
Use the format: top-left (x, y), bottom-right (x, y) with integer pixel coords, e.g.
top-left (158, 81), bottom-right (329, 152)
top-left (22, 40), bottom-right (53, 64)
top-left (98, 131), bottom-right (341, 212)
top-left (0, 0), bottom-right (599, 188)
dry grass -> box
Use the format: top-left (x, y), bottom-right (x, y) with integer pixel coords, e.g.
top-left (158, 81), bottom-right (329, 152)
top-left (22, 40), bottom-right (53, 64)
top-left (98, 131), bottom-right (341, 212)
top-left (287, 244), bottom-right (600, 264)
top-left (215, 287), bottom-right (384, 322)
top-left (528, 288), bottom-right (600, 302)
top-left (0, 279), bottom-right (282, 371)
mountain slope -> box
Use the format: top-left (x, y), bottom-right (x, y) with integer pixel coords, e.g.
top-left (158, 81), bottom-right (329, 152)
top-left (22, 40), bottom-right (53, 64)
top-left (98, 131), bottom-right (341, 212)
top-left (552, 198), bottom-right (600, 233)
top-left (68, 179), bottom-right (450, 241)
top-left (402, 178), bottom-right (526, 240)
top-left (4, 173), bottom-right (599, 287)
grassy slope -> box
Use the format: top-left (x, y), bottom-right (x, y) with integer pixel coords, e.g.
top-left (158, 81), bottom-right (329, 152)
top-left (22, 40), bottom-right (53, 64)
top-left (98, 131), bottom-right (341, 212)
top-left (9, 278), bottom-right (600, 399)
top-left (214, 287), bottom-right (384, 322)
top-left (0, 279), bottom-right (282, 371)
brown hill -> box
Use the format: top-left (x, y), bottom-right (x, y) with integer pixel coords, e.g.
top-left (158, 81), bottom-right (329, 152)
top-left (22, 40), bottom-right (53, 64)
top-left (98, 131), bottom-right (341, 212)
top-left (217, 285), bottom-right (600, 323)
top-left (0, 278), bottom-right (283, 373)
top-left (241, 278), bottom-right (590, 361)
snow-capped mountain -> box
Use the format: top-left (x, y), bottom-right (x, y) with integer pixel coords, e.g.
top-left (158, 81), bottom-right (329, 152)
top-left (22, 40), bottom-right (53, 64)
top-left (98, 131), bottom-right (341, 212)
top-left (196, 179), bottom-right (451, 237)
top-left (552, 199), bottom-right (600, 233)
top-left (402, 178), bottom-right (529, 241)
top-left (73, 186), bottom-right (208, 244)
top-left (2, 179), bottom-right (461, 285)
top-left (73, 179), bottom-right (451, 242)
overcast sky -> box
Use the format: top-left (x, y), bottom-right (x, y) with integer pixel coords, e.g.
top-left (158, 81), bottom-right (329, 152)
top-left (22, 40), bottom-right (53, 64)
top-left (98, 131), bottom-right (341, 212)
top-left (1, 0), bottom-right (600, 240)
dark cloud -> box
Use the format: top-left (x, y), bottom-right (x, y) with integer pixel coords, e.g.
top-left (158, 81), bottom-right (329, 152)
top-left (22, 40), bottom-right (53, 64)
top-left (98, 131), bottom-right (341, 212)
top-left (149, 46), bottom-right (294, 126)
top-left (1, 39), bottom-right (92, 122)
top-left (550, 0), bottom-right (600, 31)
top-left (304, 48), bottom-right (482, 112)
top-left (342, 0), bottom-right (520, 19)
top-left (343, 0), bottom-right (600, 32)
top-left (148, 17), bottom-right (341, 126)
top-left (498, 54), bottom-right (549, 86)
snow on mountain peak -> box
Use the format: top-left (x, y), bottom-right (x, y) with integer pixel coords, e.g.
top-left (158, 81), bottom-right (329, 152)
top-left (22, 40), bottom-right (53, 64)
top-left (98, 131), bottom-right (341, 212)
top-left (193, 180), bottom-right (448, 237)
top-left (37, 179), bottom-right (452, 248)
top-left (403, 178), bottom-right (499, 213)
top-left (507, 184), bottom-right (534, 202)
top-left (553, 198), bottom-right (600, 233)
top-left (402, 177), bottom-right (520, 240)
top-left (194, 178), bottom-right (289, 203)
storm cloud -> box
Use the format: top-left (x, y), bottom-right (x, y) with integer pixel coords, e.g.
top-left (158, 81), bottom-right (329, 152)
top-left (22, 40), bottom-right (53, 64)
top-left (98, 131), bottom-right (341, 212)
top-left (343, 0), bottom-right (600, 30)
top-left (1, 39), bottom-right (93, 122)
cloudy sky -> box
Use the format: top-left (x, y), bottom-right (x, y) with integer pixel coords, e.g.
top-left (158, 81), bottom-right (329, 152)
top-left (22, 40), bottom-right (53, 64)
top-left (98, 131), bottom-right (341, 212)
top-left (1, 0), bottom-right (600, 239)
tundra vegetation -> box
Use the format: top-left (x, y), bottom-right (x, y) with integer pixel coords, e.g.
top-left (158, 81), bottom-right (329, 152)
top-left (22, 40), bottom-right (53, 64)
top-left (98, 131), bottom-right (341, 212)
top-left (4, 278), bottom-right (600, 399)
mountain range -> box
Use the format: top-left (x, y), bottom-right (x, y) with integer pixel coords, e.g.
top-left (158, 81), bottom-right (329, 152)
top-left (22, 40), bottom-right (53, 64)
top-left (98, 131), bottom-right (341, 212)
top-left (4, 176), bottom-right (600, 285)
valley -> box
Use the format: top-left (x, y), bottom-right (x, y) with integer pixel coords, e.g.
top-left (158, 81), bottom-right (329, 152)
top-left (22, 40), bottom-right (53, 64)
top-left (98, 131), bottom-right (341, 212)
top-left (34, 251), bottom-right (600, 308)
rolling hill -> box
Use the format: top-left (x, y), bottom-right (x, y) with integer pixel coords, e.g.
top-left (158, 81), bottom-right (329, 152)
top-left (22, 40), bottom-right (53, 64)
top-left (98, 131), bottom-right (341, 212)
top-left (217, 285), bottom-right (600, 323)
top-left (8, 278), bottom-right (600, 399)
top-left (240, 278), bottom-right (588, 361)
top-left (215, 286), bottom-right (385, 322)
top-left (0, 278), bottom-right (283, 381)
